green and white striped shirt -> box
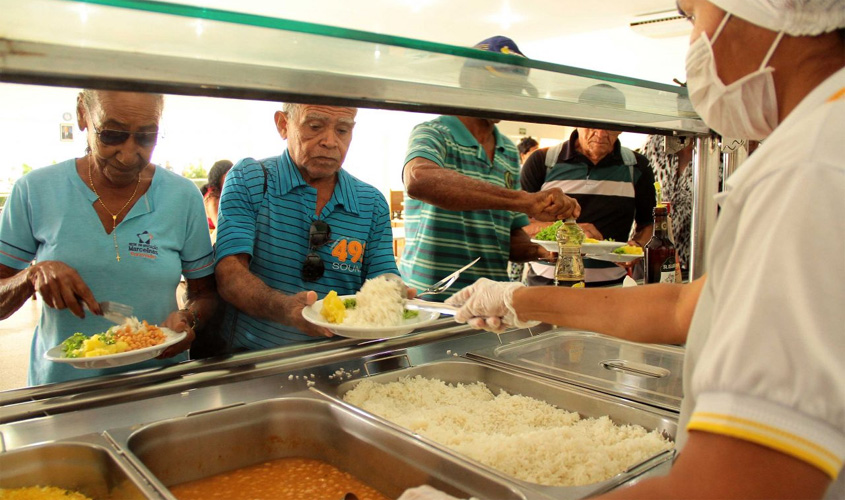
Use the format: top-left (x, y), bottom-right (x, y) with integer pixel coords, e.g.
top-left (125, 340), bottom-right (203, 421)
top-left (399, 116), bottom-right (528, 300)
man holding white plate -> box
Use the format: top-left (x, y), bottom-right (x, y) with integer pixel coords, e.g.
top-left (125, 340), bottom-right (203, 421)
top-left (521, 84), bottom-right (656, 287)
top-left (215, 103), bottom-right (409, 351)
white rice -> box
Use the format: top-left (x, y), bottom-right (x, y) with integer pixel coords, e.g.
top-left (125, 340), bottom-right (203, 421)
top-left (342, 375), bottom-right (673, 487)
top-left (343, 275), bottom-right (406, 327)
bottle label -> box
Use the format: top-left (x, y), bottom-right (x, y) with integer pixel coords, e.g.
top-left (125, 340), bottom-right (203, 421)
top-left (659, 258), bottom-right (675, 283)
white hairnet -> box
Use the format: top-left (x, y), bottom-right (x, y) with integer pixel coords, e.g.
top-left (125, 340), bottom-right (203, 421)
top-left (710, 0), bottom-right (845, 36)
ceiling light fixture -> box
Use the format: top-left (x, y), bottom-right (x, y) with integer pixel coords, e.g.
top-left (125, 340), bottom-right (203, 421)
top-left (486, 0), bottom-right (523, 31)
top-left (74, 4), bottom-right (89, 24)
top-left (403, 0), bottom-right (436, 14)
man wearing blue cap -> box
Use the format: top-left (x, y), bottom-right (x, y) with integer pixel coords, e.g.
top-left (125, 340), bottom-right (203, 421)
top-left (399, 36), bottom-right (580, 300)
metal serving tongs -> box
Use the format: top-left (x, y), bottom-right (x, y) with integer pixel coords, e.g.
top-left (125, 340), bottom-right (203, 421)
top-left (417, 257), bottom-right (480, 298)
top-left (399, 257), bottom-right (481, 316)
top-left (404, 298), bottom-right (458, 316)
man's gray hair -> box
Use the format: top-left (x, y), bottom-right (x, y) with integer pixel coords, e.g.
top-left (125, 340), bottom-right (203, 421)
top-left (282, 102), bottom-right (358, 122)
top-left (282, 102), bottom-right (303, 122)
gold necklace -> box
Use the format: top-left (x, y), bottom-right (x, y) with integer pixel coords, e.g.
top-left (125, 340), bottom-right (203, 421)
top-left (88, 159), bottom-right (142, 262)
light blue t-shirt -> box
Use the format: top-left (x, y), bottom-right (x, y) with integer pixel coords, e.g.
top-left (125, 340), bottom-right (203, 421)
top-left (0, 159), bottom-right (214, 386)
top-left (214, 151), bottom-right (398, 349)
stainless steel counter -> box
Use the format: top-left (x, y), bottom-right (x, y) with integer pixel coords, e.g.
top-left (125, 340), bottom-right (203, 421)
top-left (0, 320), bottom-right (542, 445)
top-left (0, 321), bottom-right (681, 500)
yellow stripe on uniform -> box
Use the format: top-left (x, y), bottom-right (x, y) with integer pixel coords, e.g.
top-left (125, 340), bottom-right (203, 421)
top-left (688, 412), bottom-right (841, 478)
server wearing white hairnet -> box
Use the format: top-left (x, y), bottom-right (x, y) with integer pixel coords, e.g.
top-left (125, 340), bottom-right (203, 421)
top-left (439, 0), bottom-right (845, 498)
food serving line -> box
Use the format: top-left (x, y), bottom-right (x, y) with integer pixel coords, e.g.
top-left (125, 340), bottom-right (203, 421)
top-left (0, 317), bottom-right (684, 500)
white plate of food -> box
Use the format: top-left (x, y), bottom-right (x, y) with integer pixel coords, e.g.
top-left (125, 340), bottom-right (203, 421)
top-left (302, 295), bottom-right (441, 340)
top-left (581, 239), bottom-right (626, 255)
top-left (586, 247), bottom-right (644, 263)
top-left (44, 320), bottom-right (186, 370)
top-left (532, 238), bottom-right (626, 256)
top-left (530, 238), bottom-right (559, 252)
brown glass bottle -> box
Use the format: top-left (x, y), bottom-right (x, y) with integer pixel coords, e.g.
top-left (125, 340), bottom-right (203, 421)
top-left (645, 206), bottom-right (677, 284)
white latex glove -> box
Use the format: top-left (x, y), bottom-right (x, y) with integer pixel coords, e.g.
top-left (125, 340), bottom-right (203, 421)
top-left (397, 485), bottom-right (467, 500)
top-left (445, 278), bottom-right (540, 333)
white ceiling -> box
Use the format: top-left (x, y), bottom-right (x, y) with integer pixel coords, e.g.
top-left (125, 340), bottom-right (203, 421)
top-left (183, 0), bottom-right (680, 47)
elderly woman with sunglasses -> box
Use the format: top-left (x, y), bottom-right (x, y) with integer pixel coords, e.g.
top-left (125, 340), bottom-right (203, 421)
top-left (0, 89), bottom-right (217, 386)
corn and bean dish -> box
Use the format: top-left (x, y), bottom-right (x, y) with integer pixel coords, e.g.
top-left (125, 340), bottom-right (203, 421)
top-left (170, 457), bottom-right (390, 500)
top-left (61, 318), bottom-right (167, 358)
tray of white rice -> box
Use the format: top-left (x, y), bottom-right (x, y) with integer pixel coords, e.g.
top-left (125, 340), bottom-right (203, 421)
top-left (331, 359), bottom-right (676, 500)
top-left (302, 276), bottom-right (441, 339)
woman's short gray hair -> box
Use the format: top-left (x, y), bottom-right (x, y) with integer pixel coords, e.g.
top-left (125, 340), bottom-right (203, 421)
top-left (80, 89), bottom-right (165, 114)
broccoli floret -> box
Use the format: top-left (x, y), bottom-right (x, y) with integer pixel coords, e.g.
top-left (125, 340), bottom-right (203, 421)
top-left (62, 333), bottom-right (88, 357)
top-left (402, 309), bottom-right (419, 320)
top-left (343, 298), bottom-right (357, 309)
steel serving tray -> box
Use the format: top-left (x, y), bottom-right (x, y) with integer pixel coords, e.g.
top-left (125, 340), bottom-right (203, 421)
top-left (329, 358), bottom-right (678, 500)
top-left (106, 396), bottom-right (525, 500)
top-left (0, 434), bottom-right (155, 499)
top-left (467, 330), bottom-right (684, 412)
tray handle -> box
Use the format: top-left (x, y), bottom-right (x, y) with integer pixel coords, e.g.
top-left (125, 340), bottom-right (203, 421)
top-left (600, 359), bottom-right (671, 378)
top-left (185, 401), bottom-right (246, 418)
top-left (363, 353), bottom-right (411, 376)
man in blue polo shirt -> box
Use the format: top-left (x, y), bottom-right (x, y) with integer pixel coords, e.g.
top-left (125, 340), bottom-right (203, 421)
top-left (214, 103), bottom-right (400, 350)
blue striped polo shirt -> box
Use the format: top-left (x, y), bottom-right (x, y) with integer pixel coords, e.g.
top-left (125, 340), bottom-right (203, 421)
top-left (214, 150), bottom-right (398, 349)
top-left (399, 116), bottom-right (529, 301)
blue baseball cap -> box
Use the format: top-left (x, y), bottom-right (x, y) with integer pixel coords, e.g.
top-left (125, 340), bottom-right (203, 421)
top-left (462, 35), bottom-right (538, 97)
top-left (473, 35), bottom-right (529, 58)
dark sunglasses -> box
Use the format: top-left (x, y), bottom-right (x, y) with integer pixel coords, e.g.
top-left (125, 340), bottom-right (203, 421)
top-left (302, 220), bottom-right (332, 282)
top-left (94, 125), bottom-right (160, 148)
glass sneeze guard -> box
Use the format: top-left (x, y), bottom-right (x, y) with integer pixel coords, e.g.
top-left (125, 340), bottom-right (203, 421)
top-left (0, 0), bottom-right (708, 135)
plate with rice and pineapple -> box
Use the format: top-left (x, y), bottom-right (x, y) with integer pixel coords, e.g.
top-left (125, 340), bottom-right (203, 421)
top-left (44, 317), bottom-right (186, 369)
top-left (586, 244), bottom-right (644, 263)
top-left (530, 221), bottom-right (625, 255)
top-left (302, 275), bottom-right (441, 339)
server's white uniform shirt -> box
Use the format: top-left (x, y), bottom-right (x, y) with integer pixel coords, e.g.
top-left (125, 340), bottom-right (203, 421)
top-left (677, 67), bottom-right (845, 498)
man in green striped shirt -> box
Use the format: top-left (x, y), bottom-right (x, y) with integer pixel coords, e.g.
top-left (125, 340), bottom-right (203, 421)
top-left (398, 37), bottom-right (580, 301)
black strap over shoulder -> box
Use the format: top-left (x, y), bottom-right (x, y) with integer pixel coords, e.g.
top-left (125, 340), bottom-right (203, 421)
top-left (259, 161), bottom-right (268, 194)
top-left (192, 159), bottom-right (268, 360)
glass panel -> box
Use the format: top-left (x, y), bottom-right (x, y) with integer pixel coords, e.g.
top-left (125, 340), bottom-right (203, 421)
top-left (0, 0), bottom-right (707, 134)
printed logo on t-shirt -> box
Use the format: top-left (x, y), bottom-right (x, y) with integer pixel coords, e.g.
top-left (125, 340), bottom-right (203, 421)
top-left (136, 230), bottom-right (154, 244)
top-left (129, 230), bottom-right (159, 260)
top-left (329, 238), bottom-right (365, 275)
top-left (504, 171), bottom-right (515, 189)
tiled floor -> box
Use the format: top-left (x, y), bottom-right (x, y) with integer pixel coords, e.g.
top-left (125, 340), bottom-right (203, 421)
top-left (0, 299), bottom-right (38, 391)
